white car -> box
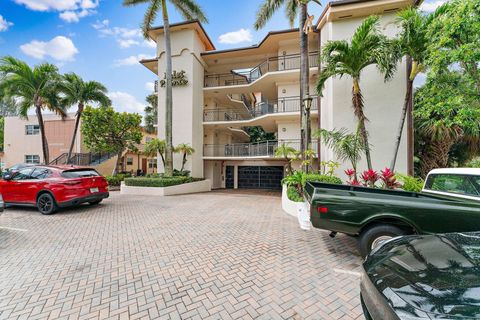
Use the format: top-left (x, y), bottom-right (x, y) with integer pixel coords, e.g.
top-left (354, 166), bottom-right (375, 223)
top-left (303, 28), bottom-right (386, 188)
top-left (423, 168), bottom-right (480, 201)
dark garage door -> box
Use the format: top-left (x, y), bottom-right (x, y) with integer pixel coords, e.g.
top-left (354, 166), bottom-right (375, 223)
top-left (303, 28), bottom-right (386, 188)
top-left (238, 166), bottom-right (284, 190)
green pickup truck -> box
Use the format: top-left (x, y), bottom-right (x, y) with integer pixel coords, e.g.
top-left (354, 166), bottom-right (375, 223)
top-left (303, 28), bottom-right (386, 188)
top-left (304, 168), bottom-right (480, 256)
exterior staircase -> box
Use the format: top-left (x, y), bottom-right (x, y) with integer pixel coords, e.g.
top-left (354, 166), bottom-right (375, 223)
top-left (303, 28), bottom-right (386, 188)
top-left (50, 152), bottom-right (116, 166)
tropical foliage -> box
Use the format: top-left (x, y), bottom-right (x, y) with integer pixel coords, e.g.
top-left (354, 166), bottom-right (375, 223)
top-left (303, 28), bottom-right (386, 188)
top-left (174, 143), bottom-right (195, 172)
top-left (0, 56), bottom-right (66, 164)
top-left (144, 93), bottom-right (158, 134)
top-left (59, 73), bottom-right (111, 163)
top-left (144, 138), bottom-right (166, 167)
top-left (317, 16), bottom-right (395, 170)
top-left (274, 143), bottom-right (299, 175)
top-left (123, 0), bottom-right (207, 177)
top-left (81, 106), bottom-right (143, 175)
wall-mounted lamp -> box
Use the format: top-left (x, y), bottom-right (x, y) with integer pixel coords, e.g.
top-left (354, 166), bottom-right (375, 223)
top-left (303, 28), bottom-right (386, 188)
top-left (303, 96), bottom-right (313, 110)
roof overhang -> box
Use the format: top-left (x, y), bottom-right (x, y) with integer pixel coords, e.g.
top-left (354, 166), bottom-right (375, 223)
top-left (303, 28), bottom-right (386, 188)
top-left (147, 20), bottom-right (215, 51)
top-left (316, 0), bottom-right (416, 30)
top-left (140, 58), bottom-right (157, 74)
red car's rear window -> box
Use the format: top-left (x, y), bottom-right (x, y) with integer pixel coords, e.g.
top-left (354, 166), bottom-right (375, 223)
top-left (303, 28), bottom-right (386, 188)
top-left (61, 169), bottom-right (100, 178)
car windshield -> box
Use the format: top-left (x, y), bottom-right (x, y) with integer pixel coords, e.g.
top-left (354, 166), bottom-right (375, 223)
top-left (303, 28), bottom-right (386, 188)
top-left (61, 169), bottom-right (100, 178)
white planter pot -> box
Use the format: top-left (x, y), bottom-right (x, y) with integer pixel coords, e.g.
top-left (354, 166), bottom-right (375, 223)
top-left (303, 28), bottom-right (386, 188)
top-left (296, 202), bottom-right (311, 230)
top-left (281, 184), bottom-right (298, 217)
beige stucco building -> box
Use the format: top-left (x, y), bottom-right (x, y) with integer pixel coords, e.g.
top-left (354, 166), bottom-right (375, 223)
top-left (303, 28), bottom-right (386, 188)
top-left (141, 0), bottom-right (413, 190)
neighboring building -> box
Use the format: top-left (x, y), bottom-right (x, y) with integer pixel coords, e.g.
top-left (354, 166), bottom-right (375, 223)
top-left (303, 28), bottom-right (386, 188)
top-left (3, 114), bottom-right (155, 176)
top-left (119, 131), bottom-right (158, 175)
top-left (3, 114), bottom-right (83, 167)
top-left (141, 0), bottom-right (412, 190)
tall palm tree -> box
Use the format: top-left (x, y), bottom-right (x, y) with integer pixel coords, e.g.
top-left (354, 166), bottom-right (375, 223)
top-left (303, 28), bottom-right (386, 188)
top-left (60, 73), bottom-right (111, 163)
top-left (316, 16), bottom-right (395, 170)
top-left (174, 143), bottom-right (194, 172)
top-left (389, 7), bottom-right (430, 172)
top-left (314, 127), bottom-right (365, 180)
top-left (123, 0), bottom-right (207, 176)
top-left (0, 56), bottom-right (65, 164)
top-left (254, 0), bottom-right (321, 173)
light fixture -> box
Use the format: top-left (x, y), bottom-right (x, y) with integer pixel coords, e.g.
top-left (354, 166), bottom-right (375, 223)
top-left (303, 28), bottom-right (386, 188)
top-left (303, 96), bottom-right (313, 110)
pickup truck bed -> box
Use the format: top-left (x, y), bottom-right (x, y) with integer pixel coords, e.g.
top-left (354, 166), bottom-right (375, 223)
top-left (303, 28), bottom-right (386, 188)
top-left (304, 181), bottom-right (480, 236)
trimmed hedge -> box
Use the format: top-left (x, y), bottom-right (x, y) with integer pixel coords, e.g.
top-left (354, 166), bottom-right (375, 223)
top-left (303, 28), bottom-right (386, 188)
top-left (124, 176), bottom-right (204, 188)
top-left (304, 174), bottom-right (342, 185)
top-left (106, 173), bottom-right (130, 186)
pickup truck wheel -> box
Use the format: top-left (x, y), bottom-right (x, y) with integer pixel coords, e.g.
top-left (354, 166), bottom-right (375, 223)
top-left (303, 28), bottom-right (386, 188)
top-left (358, 224), bottom-right (407, 257)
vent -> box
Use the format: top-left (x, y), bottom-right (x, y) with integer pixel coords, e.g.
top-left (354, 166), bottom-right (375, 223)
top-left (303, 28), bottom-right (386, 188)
top-left (384, 7), bottom-right (399, 12)
top-left (338, 15), bottom-right (353, 19)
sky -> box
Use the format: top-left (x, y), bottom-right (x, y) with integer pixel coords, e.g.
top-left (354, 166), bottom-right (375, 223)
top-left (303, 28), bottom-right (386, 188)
top-left (0, 0), bottom-right (444, 115)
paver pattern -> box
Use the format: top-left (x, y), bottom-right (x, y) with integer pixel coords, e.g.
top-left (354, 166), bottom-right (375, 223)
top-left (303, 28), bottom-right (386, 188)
top-left (0, 191), bottom-right (363, 320)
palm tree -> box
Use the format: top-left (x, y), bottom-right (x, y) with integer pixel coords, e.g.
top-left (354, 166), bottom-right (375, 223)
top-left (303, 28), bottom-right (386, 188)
top-left (144, 138), bottom-right (166, 168)
top-left (0, 56), bottom-right (65, 164)
top-left (60, 73), bottom-right (111, 163)
top-left (314, 127), bottom-right (365, 180)
top-left (274, 143), bottom-right (299, 175)
top-left (123, 0), bottom-right (207, 177)
top-left (254, 0), bottom-right (321, 173)
top-left (316, 16), bottom-right (395, 170)
top-left (174, 143), bottom-right (194, 172)
top-left (389, 7), bottom-right (430, 172)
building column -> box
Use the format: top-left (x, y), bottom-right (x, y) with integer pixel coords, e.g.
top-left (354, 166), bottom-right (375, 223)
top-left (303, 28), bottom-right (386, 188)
top-left (234, 165), bottom-right (238, 189)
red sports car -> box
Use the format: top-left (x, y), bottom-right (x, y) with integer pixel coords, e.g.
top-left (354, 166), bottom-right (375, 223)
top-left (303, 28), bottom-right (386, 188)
top-left (0, 165), bottom-right (109, 214)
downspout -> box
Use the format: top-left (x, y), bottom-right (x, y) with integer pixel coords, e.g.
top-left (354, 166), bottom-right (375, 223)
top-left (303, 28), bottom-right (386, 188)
top-left (316, 27), bottom-right (321, 170)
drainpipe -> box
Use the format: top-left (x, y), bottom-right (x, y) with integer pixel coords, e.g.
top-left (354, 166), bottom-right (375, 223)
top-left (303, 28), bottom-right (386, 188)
top-left (316, 27), bottom-right (321, 171)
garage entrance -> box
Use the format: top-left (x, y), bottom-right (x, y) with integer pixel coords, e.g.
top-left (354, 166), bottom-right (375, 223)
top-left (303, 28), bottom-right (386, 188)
top-left (237, 166), bottom-right (284, 190)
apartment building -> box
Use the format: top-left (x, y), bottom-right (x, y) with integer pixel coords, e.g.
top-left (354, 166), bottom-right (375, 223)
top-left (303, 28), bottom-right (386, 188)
top-left (3, 114), bottom-right (83, 168)
top-left (141, 0), bottom-right (412, 190)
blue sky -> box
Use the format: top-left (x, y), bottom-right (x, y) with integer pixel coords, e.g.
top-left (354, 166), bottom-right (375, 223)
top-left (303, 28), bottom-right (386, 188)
top-left (0, 0), bottom-right (442, 115)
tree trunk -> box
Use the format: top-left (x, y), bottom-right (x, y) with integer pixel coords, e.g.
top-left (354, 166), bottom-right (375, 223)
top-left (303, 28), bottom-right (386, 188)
top-left (390, 79), bottom-right (414, 171)
top-left (352, 79), bottom-right (372, 170)
top-left (180, 153), bottom-right (186, 172)
top-left (299, 3), bottom-right (310, 172)
top-left (113, 150), bottom-right (123, 176)
top-left (35, 103), bottom-right (49, 164)
top-left (67, 103), bottom-right (83, 164)
top-left (419, 137), bottom-right (456, 178)
top-left (162, 0), bottom-right (174, 177)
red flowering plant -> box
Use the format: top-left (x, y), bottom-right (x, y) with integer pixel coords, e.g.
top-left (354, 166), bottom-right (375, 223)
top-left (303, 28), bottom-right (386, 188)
top-left (345, 169), bottom-right (360, 185)
top-left (380, 167), bottom-right (401, 189)
top-left (360, 169), bottom-right (380, 187)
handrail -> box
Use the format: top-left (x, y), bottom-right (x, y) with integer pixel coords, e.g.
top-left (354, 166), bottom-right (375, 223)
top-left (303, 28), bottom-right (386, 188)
top-left (203, 139), bottom-right (319, 157)
top-left (203, 96), bottom-right (318, 122)
top-left (204, 52), bottom-right (319, 88)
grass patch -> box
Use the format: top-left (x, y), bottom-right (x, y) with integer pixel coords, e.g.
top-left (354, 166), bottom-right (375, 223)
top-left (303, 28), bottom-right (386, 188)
top-left (124, 176), bottom-right (204, 188)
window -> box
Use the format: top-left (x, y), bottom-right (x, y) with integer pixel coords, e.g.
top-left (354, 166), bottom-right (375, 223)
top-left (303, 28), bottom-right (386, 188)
top-left (126, 157), bottom-right (133, 166)
top-left (61, 169), bottom-right (100, 178)
top-left (148, 159), bottom-right (157, 169)
top-left (25, 155), bottom-right (40, 164)
top-left (12, 168), bottom-right (34, 181)
top-left (145, 137), bottom-right (153, 143)
top-left (425, 174), bottom-right (480, 198)
top-left (30, 168), bottom-right (51, 180)
top-left (25, 125), bottom-right (40, 135)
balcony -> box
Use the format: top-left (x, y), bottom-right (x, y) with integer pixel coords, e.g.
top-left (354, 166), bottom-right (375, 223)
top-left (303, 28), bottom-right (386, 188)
top-left (204, 52), bottom-right (319, 88)
top-left (203, 96), bottom-right (318, 122)
top-left (203, 139), bottom-right (318, 158)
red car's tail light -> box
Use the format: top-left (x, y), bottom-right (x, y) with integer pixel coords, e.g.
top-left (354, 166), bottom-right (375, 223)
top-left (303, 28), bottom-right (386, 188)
top-left (317, 206), bottom-right (329, 214)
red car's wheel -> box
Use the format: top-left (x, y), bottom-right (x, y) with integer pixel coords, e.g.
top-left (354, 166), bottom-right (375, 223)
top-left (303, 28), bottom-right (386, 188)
top-left (37, 193), bottom-right (58, 215)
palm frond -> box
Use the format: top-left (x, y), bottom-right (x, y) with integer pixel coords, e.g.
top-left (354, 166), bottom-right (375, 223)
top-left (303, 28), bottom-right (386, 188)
top-left (170, 0), bottom-right (208, 23)
top-left (142, 0), bottom-right (162, 38)
top-left (254, 0), bottom-right (285, 30)
top-left (122, 0), bottom-right (150, 6)
top-left (285, 0), bottom-right (298, 28)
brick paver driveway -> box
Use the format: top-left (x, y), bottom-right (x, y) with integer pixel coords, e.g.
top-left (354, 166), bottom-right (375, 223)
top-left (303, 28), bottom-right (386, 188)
top-left (0, 191), bottom-right (363, 320)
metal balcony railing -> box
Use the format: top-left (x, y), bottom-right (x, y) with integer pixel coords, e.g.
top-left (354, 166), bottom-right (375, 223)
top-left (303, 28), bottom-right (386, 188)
top-left (204, 52), bottom-right (319, 88)
top-left (203, 139), bottom-right (318, 158)
top-left (203, 96), bottom-right (318, 122)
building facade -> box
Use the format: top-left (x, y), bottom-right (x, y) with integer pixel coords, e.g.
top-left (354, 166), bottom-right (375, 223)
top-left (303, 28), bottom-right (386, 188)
top-left (141, 0), bottom-right (412, 190)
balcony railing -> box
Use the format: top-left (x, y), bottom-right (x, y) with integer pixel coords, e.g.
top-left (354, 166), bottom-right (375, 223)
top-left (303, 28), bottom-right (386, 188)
top-left (203, 139), bottom-right (318, 158)
top-left (204, 52), bottom-right (319, 88)
top-left (203, 96), bottom-right (318, 122)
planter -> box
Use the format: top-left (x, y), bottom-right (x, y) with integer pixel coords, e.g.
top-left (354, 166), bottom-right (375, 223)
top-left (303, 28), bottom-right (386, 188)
top-left (281, 184), bottom-right (298, 217)
top-left (120, 179), bottom-right (211, 196)
top-left (296, 202), bottom-right (311, 230)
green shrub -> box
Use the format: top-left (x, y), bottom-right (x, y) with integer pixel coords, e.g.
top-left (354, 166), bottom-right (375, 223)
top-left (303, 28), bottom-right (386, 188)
top-left (124, 176), bottom-right (204, 188)
top-left (106, 174), bottom-right (129, 186)
top-left (173, 169), bottom-right (190, 177)
top-left (287, 186), bottom-right (303, 202)
top-left (467, 158), bottom-right (480, 168)
top-left (396, 174), bottom-right (424, 192)
top-left (304, 173), bottom-right (342, 185)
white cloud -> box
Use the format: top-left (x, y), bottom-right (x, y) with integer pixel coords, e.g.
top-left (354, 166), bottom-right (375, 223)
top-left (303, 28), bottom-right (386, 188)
top-left (108, 91), bottom-right (145, 114)
top-left (420, 0), bottom-right (447, 12)
top-left (218, 28), bottom-right (253, 45)
top-left (114, 54), bottom-right (149, 67)
top-left (93, 20), bottom-right (157, 50)
top-left (20, 36), bottom-right (79, 61)
top-left (145, 82), bottom-right (155, 92)
top-left (14, 0), bottom-right (99, 22)
top-left (0, 15), bottom-right (13, 32)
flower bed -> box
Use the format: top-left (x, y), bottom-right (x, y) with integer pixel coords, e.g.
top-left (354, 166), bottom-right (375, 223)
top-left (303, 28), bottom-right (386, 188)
top-left (121, 177), bottom-right (211, 196)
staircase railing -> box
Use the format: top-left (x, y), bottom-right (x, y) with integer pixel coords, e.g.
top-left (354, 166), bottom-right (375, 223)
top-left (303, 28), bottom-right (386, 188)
top-left (49, 152), bottom-right (116, 166)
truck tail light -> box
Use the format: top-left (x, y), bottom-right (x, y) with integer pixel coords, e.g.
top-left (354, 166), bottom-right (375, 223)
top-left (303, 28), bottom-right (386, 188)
top-left (317, 206), bottom-right (328, 214)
